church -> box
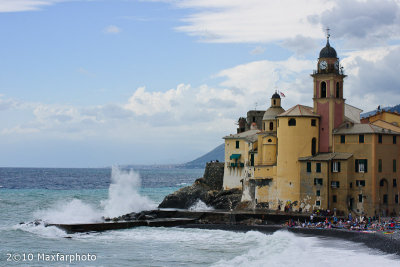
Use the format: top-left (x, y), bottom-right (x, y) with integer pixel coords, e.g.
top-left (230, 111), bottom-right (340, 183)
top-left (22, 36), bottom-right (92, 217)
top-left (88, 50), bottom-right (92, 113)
top-left (222, 35), bottom-right (400, 217)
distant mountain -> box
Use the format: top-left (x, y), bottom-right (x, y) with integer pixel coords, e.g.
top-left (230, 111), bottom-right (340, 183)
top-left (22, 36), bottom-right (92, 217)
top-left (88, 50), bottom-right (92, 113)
top-left (361, 104), bottom-right (400, 118)
top-left (181, 144), bottom-right (225, 168)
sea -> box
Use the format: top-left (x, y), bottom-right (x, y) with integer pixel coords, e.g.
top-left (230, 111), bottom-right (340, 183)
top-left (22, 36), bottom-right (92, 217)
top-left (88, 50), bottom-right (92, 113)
top-left (0, 166), bottom-right (399, 267)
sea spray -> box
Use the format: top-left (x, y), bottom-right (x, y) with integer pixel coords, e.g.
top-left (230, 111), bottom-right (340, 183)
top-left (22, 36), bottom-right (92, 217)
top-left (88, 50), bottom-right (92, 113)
top-left (34, 166), bottom-right (155, 224)
top-left (189, 200), bottom-right (213, 211)
top-left (101, 166), bottom-right (155, 218)
top-left (34, 199), bottom-right (103, 224)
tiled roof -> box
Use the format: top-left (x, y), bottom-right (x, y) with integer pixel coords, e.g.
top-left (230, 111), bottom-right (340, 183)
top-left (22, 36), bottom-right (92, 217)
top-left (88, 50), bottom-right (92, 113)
top-left (334, 123), bottom-right (400, 135)
top-left (299, 152), bottom-right (353, 161)
top-left (223, 129), bottom-right (259, 143)
top-left (371, 120), bottom-right (400, 133)
top-left (278, 104), bottom-right (319, 117)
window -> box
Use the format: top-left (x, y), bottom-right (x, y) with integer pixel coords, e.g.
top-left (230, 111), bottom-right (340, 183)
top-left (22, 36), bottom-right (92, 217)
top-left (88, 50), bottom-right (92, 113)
top-left (314, 178), bottom-right (323, 185)
top-left (321, 82), bottom-right (326, 98)
top-left (307, 162), bottom-right (311, 173)
top-left (332, 161), bottom-right (341, 173)
top-left (269, 122), bottom-right (273, 131)
top-left (235, 141), bottom-right (240, 149)
top-left (359, 134), bottom-right (364, 143)
top-left (378, 134), bottom-right (382, 144)
top-left (268, 139), bottom-right (272, 142)
top-left (378, 159), bottom-right (382, 173)
top-left (316, 190), bottom-right (320, 196)
top-left (356, 180), bottom-right (366, 187)
top-left (333, 195), bottom-right (337, 203)
top-left (358, 194), bottom-right (363, 203)
top-left (383, 194), bottom-right (388, 204)
top-left (288, 118), bottom-right (296, 126)
top-left (331, 181), bottom-right (340, 188)
top-left (340, 135), bottom-right (345, 144)
top-left (394, 179), bottom-right (397, 187)
top-left (252, 116), bottom-right (256, 122)
top-left (355, 159), bottom-right (368, 173)
top-left (311, 119), bottom-right (316, 126)
top-left (350, 182), bottom-right (353, 188)
top-left (336, 82), bottom-right (340, 98)
top-left (394, 159), bottom-right (397, 172)
top-left (396, 195), bottom-right (399, 204)
top-left (273, 99), bottom-right (276, 105)
top-left (394, 136), bottom-right (397, 144)
top-left (316, 162), bottom-right (321, 173)
top-left (312, 138), bottom-right (317, 156)
top-left (316, 200), bottom-right (321, 206)
top-left (380, 179), bottom-right (386, 187)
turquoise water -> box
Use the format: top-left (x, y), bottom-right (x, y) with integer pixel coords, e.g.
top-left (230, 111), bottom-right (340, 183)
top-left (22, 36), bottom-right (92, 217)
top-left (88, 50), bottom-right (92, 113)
top-left (1, 167), bottom-right (399, 266)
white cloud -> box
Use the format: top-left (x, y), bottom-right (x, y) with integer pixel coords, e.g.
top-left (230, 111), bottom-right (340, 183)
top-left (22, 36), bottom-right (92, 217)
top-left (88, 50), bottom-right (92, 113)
top-left (173, 0), bottom-right (334, 43)
top-left (341, 45), bottom-right (400, 110)
top-left (0, 0), bottom-right (61, 12)
top-left (103, 25), bottom-right (122, 34)
top-left (165, 0), bottom-right (400, 52)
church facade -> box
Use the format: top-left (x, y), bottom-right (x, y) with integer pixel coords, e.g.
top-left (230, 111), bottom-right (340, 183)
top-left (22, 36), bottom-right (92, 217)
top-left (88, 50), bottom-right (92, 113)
top-left (223, 37), bottom-right (400, 217)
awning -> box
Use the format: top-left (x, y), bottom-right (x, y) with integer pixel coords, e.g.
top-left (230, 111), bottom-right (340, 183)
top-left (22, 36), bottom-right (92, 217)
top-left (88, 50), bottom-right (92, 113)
top-left (230, 154), bottom-right (241, 160)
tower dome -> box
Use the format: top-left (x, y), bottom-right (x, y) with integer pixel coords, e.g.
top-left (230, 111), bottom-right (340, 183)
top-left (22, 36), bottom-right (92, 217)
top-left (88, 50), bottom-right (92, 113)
top-left (319, 37), bottom-right (337, 58)
top-left (272, 92), bottom-right (281, 99)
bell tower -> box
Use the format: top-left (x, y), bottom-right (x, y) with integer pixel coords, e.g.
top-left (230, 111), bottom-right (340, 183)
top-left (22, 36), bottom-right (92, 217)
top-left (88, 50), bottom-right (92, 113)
top-left (311, 29), bottom-right (346, 153)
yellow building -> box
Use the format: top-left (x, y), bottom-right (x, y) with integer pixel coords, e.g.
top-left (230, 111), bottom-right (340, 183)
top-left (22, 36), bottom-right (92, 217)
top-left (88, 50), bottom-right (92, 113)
top-left (222, 35), bottom-right (400, 216)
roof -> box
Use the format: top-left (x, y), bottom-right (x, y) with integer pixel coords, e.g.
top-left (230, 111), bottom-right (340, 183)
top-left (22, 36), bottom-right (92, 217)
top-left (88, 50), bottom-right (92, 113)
top-left (263, 106), bottom-right (285, 120)
top-left (334, 123), bottom-right (400, 135)
top-left (272, 92), bottom-right (281, 99)
top-left (223, 129), bottom-right (259, 143)
top-left (319, 39), bottom-right (337, 58)
top-left (345, 103), bottom-right (362, 123)
top-left (299, 152), bottom-right (353, 162)
top-left (277, 104), bottom-right (319, 118)
top-left (371, 120), bottom-right (400, 133)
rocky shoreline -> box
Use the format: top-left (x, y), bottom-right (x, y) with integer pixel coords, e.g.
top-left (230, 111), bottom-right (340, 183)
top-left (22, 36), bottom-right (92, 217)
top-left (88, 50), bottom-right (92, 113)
top-left (158, 162), bottom-right (242, 210)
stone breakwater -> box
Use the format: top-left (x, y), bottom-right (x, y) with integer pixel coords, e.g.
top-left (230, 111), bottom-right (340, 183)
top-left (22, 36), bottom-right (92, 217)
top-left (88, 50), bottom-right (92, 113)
top-left (158, 162), bottom-right (242, 210)
top-left (47, 209), bottom-right (400, 256)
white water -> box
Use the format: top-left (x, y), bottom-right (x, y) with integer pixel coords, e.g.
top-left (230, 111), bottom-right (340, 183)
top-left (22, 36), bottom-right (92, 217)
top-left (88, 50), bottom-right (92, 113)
top-left (21, 226), bottom-right (398, 267)
top-left (33, 166), bottom-right (155, 224)
top-left (101, 166), bottom-right (155, 218)
top-left (189, 200), bottom-right (214, 211)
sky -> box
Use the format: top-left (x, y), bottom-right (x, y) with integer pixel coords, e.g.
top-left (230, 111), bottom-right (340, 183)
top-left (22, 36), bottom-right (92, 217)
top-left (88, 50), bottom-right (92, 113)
top-left (1, 0), bottom-right (400, 167)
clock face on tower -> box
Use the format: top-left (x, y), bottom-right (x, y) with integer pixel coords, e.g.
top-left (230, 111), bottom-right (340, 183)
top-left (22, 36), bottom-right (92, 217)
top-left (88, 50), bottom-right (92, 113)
top-left (319, 60), bottom-right (327, 70)
top-left (334, 60), bottom-right (339, 70)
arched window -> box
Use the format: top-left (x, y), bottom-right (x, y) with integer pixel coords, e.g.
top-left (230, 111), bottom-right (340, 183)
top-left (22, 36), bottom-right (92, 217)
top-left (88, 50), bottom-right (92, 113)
top-left (336, 82), bottom-right (340, 98)
top-left (269, 122), bottom-right (274, 131)
top-left (312, 138), bottom-right (317, 156)
top-left (288, 118), bottom-right (296, 126)
top-left (321, 82), bottom-right (326, 98)
top-left (273, 99), bottom-right (276, 105)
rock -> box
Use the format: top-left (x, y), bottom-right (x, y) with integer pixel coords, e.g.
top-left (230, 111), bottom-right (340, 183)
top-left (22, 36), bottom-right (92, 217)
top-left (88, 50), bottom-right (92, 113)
top-left (158, 162), bottom-right (242, 210)
top-left (209, 189), bottom-right (242, 210)
top-left (158, 183), bottom-right (210, 209)
top-left (202, 162), bottom-right (224, 190)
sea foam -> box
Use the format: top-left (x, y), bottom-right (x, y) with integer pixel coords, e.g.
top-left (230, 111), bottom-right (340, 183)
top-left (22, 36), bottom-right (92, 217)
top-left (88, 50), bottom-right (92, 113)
top-left (33, 166), bottom-right (154, 224)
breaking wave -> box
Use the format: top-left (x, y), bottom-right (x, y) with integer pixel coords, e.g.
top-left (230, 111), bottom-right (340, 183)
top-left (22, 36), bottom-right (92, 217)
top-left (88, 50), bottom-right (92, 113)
top-left (33, 166), bottom-right (155, 224)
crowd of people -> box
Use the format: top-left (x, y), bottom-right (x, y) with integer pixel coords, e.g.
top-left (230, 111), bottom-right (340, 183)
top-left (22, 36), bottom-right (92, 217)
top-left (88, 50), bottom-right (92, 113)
top-left (286, 211), bottom-right (400, 233)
